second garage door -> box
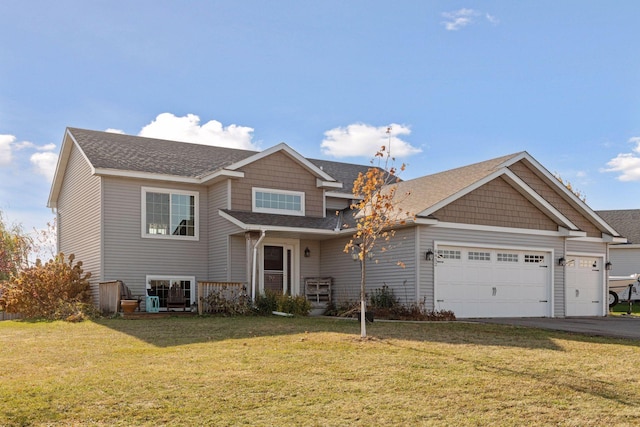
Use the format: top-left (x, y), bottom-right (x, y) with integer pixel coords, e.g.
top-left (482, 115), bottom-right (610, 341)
top-left (565, 256), bottom-right (604, 317)
top-left (435, 245), bottom-right (552, 318)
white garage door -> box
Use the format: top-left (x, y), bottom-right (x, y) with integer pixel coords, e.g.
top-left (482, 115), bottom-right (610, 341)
top-left (565, 256), bottom-right (603, 317)
top-left (435, 246), bottom-right (551, 318)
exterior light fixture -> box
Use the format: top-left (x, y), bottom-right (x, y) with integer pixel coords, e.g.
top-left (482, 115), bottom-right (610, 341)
top-left (605, 261), bottom-right (612, 271)
top-left (351, 248), bottom-right (359, 262)
top-left (558, 257), bottom-right (566, 267)
top-left (304, 247), bottom-right (311, 258)
top-left (426, 249), bottom-right (434, 261)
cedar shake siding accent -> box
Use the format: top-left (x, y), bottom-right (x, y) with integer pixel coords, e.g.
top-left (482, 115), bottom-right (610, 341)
top-left (508, 161), bottom-right (602, 237)
top-left (57, 144), bottom-right (102, 303)
top-left (433, 177), bottom-right (558, 231)
top-left (231, 151), bottom-right (325, 217)
top-left (101, 177), bottom-right (209, 296)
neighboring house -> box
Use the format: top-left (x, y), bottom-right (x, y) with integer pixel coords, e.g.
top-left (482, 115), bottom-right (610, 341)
top-left (595, 209), bottom-right (640, 276)
top-left (48, 128), bottom-right (624, 318)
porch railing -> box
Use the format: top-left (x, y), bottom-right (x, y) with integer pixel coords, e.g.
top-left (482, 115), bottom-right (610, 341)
top-left (197, 281), bottom-right (245, 315)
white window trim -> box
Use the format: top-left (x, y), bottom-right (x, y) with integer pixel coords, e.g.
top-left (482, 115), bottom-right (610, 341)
top-left (145, 275), bottom-right (196, 306)
top-left (141, 186), bottom-right (199, 241)
top-left (252, 187), bottom-right (305, 216)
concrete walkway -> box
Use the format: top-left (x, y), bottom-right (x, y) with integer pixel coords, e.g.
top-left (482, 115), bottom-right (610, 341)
top-left (476, 316), bottom-right (640, 340)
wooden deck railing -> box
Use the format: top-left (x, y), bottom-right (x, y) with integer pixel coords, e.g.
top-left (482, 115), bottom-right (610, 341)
top-left (197, 281), bottom-right (245, 315)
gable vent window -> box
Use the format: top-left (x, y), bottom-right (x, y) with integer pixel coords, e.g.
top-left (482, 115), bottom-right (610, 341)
top-left (142, 187), bottom-right (198, 240)
top-left (253, 188), bottom-right (305, 216)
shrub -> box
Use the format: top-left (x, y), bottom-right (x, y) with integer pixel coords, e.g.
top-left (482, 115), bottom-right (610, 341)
top-left (0, 253), bottom-right (93, 321)
top-left (324, 299), bottom-right (359, 317)
top-left (370, 284), bottom-right (399, 309)
top-left (329, 297), bottom-right (456, 321)
top-left (253, 291), bottom-right (311, 316)
top-left (277, 294), bottom-right (311, 316)
top-left (253, 292), bottom-right (278, 315)
top-left (200, 285), bottom-right (252, 316)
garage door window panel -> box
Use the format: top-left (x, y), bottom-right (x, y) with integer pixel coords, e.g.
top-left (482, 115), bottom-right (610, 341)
top-left (497, 253), bottom-right (518, 263)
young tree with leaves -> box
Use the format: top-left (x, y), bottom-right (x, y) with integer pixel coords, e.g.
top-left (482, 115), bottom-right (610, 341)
top-left (0, 210), bottom-right (32, 282)
top-left (344, 128), bottom-right (413, 338)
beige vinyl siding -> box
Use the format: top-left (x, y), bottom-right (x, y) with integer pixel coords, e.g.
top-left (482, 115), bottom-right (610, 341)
top-left (101, 177), bottom-right (208, 297)
top-left (229, 235), bottom-right (247, 284)
top-left (57, 144), bottom-right (102, 303)
top-left (231, 151), bottom-right (325, 217)
top-left (320, 227), bottom-right (417, 305)
top-left (419, 226), bottom-right (566, 317)
top-left (300, 239), bottom-right (320, 279)
top-left (208, 179), bottom-right (243, 281)
top-left (320, 237), bottom-right (360, 302)
top-left (326, 196), bottom-right (351, 211)
top-left (566, 240), bottom-right (606, 255)
top-left (608, 247), bottom-right (640, 276)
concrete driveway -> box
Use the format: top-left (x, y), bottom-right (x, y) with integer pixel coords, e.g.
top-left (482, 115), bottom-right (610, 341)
top-left (476, 316), bottom-right (640, 340)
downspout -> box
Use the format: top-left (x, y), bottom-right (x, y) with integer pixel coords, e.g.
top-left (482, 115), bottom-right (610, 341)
top-left (561, 236), bottom-right (567, 318)
top-left (251, 230), bottom-right (266, 301)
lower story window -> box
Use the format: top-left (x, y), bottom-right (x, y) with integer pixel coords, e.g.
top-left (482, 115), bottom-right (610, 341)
top-left (146, 275), bottom-right (195, 310)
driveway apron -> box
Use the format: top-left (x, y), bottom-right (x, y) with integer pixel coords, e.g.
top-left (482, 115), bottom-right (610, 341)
top-left (475, 316), bottom-right (640, 340)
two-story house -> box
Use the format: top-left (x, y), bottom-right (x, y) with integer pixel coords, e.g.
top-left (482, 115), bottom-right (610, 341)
top-left (48, 128), bottom-right (624, 318)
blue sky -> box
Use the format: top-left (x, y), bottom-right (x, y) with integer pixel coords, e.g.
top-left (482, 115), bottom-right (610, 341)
top-left (1, 1), bottom-right (640, 238)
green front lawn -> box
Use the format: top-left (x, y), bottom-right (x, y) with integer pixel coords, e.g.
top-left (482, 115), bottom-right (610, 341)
top-left (1, 316), bottom-right (639, 426)
top-left (610, 301), bottom-right (640, 314)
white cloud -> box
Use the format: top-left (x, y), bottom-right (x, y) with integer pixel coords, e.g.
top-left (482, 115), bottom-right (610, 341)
top-left (442, 8), bottom-right (478, 31)
top-left (138, 113), bottom-right (258, 150)
top-left (13, 140), bottom-right (35, 150)
top-left (0, 134), bottom-right (15, 166)
top-left (486, 13), bottom-right (500, 25)
top-left (441, 8), bottom-right (499, 30)
top-left (105, 128), bottom-right (125, 134)
top-left (320, 123), bottom-right (421, 158)
top-left (603, 137), bottom-right (640, 181)
top-left (38, 143), bottom-right (56, 151)
top-left (30, 152), bottom-right (58, 182)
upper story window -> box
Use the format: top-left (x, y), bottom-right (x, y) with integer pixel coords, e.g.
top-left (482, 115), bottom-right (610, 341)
top-left (252, 187), bottom-right (305, 216)
top-left (142, 187), bottom-right (198, 240)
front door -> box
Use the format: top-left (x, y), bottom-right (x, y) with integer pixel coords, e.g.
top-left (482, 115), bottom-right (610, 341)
top-left (263, 245), bottom-right (293, 295)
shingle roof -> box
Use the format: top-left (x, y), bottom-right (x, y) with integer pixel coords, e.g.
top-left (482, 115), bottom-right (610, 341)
top-left (595, 209), bottom-right (640, 244)
top-left (308, 158), bottom-right (374, 194)
top-left (392, 152), bottom-right (523, 217)
top-left (221, 209), bottom-right (345, 231)
top-left (68, 128), bottom-right (258, 178)
top-left (67, 128), bottom-right (371, 189)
